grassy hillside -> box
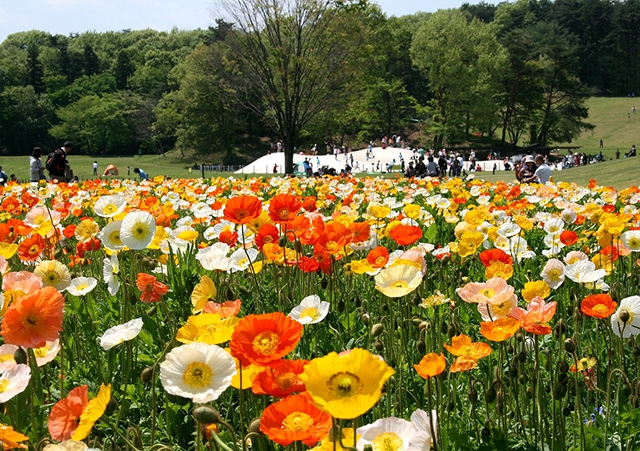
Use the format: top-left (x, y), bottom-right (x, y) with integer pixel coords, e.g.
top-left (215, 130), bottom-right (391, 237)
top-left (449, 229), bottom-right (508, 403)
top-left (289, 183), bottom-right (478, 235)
top-left (0, 97), bottom-right (638, 188)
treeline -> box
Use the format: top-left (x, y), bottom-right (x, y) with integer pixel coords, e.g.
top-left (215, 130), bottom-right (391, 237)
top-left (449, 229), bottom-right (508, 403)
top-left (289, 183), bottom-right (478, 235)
top-left (0, 0), bottom-right (638, 159)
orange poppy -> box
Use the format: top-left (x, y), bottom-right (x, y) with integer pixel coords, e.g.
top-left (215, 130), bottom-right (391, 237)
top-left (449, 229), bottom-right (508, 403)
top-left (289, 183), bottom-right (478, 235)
top-left (136, 273), bottom-right (169, 303)
top-left (581, 294), bottom-right (617, 319)
top-left (315, 222), bottom-right (351, 256)
top-left (0, 424), bottom-right (29, 450)
top-left (256, 224), bottom-right (280, 250)
top-left (252, 359), bottom-right (309, 397)
top-left (444, 334), bottom-right (492, 373)
top-left (299, 215), bottom-right (324, 246)
top-left (230, 312), bottom-right (303, 366)
top-left (224, 196), bottom-right (263, 225)
top-left (62, 224), bottom-right (76, 239)
top-left (297, 256), bottom-right (320, 273)
top-left (414, 353), bottom-right (446, 379)
top-left (285, 215), bottom-right (311, 242)
top-left (17, 234), bottom-right (45, 262)
top-left (350, 222), bottom-right (371, 244)
top-left (478, 248), bottom-right (512, 267)
top-left (600, 245), bottom-right (620, 262)
top-left (47, 385), bottom-right (88, 441)
top-left (0, 286), bottom-right (65, 348)
top-left (203, 299), bottom-right (242, 318)
top-left (269, 194), bottom-right (303, 223)
top-left (480, 317), bottom-right (521, 342)
top-left (560, 230), bottom-right (578, 246)
top-left (302, 196), bottom-right (317, 212)
top-left (367, 246), bottom-right (390, 268)
top-left (389, 224), bottom-right (422, 246)
top-left (259, 394), bottom-right (332, 446)
top-left (262, 243), bottom-right (285, 264)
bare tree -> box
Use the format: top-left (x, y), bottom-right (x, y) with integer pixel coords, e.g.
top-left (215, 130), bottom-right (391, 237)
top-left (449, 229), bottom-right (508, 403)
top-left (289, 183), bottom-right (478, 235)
top-left (216, 0), bottom-right (362, 174)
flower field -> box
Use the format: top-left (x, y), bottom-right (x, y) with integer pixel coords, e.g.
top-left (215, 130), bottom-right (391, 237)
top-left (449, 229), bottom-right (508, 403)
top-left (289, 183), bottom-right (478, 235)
top-left (0, 175), bottom-right (640, 451)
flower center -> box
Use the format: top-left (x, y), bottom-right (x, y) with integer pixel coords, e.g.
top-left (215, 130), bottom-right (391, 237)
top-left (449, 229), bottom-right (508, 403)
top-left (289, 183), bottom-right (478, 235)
top-left (481, 289), bottom-right (496, 298)
top-left (34, 345), bottom-right (50, 358)
top-left (24, 314), bottom-right (38, 327)
top-left (274, 372), bottom-right (297, 389)
top-left (493, 301), bottom-right (511, 316)
top-left (282, 411), bottom-right (314, 432)
top-left (104, 204), bottom-right (117, 214)
top-left (299, 307), bottom-right (319, 321)
top-left (392, 281), bottom-right (409, 289)
top-left (329, 372), bottom-right (361, 397)
top-left (252, 331), bottom-right (280, 356)
top-left (592, 304), bottom-right (610, 314)
top-left (279, 209), bottom-right (290, 220)
top-left (372, 432), bottom-right (404, 451)
top-left (182, 361), bottom-right (213, 388)
top-left (109, 230), bottom-right (122, 244)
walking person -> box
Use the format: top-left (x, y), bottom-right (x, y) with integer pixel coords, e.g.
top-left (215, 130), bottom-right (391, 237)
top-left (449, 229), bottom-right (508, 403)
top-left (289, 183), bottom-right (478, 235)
top-left (93, 161), bottom-right (98, 176)
top-left (30, 146), bottom-right (45, 182)
top-left (47, 141), bottom-right (73, 183)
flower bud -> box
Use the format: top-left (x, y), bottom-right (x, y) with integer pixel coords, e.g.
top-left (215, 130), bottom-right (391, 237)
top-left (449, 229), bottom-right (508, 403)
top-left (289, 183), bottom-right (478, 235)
top-left (361, 313), bottom-right (371, 325)
top-left (526, 387), bottom-right (534, 399)
top-left (619, 309), bottom-right (630, 323)
top-left (416, 339), bottom-right (426, 355)
top-left (140, 367), bottom-right (154, 383)
top-left (337, 300), bottom-right (345, 312)
top-left (13, 348), bottom-right (27, 365)
top-left (419, 321), bottom-right (428, 331)
top-left (248, 418), bottom-right (262, 434)
top-left (293, 240), bottom-right (303, 253)
top-left (374, 340), bottom-right (385, 352)
top-left (193, 406), bottom-right (223, 424)
top-left (563, 338), bottom-right (576, 354)
top-left (370, 323), bottom-right (384, 338)
top-left (447, 324), bottom-right (457, 338)
top-left (553, 382), bottom-right (567, 400)
top-left (486, 387), bottom-right (497, 404)
top-left (468, 386), bottom-right (478, 404)
top-left (554, 319), bottom-right (567, 338)
top-left (278, 236), bottom-right (288, 247)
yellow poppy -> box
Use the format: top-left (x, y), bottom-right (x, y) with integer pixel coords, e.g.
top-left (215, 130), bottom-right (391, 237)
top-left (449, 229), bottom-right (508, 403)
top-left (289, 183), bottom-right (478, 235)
top-left (71, 384), bottom-right (111, 441)
top-left (521, 281), bottom-right (551, 303)
top-left (176, 314), bottom-right (239, 345)
top-left (300, 348), bottom-right (394, 419)
top-left (191, 275), bottom-right (217, 313)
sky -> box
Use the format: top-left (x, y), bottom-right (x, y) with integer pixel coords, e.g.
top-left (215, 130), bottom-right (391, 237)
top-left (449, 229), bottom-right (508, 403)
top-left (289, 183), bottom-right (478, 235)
top-left (0, 0), bottom-right (493, 43)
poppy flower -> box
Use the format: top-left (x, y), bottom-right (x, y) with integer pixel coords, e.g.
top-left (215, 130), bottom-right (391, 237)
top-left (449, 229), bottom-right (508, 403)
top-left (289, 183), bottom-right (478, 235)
top-left (300, 348), bottom-right (394, 419)
top-left (136, 273), bottom-right (169, 303)
top-left (581, 294), bottom-right (617, 319)
top-left (444, 334), bottom-right (492, 373)
top-left (34, 260), bottom-right (71, 292)
top-left (255, 223), bottom-right (280, 250)
top-left (314, 222), bottom-right (351, 256)
top-left (289, 295), bottom-right (330, 325)
top-left (230, 312), bottom-right (303, 366)
top-left (17, 234), bottom-right (45, 262)
top-left (0, 424), bottom-right (29, 450)
top-left (285, 215), bottom-right (311, 242)
top-left (252, 359), bottom-right (309, 397)
top-left (388, 225), bottom-right (422, 246)
top-left (269, 194), bottom-right (303, 223)
top-left (71, 384), bottom-right (111, 440)
top-left (560, 230), bottom-right (578, 246)
top-left (367, 246), bottom-right (390, 268)
top-left (478, 248), bottom-right (512, 267)
top-left (0, 365), bottom-right (31, 403)
top-left (611, 295), bottom-right (640, 338)
top-left (120, 210), bottom-right (156, 250)
top-left (414, 353), bottom-right (446, 379)
top-left (223, 196), bottom-right (262, 224)
top-left (302, 196), bottom-right (317, 212)
top-left (1, 286), bottom-right (64, 348)
top-left (480, 317), bottom-right (521, 342)
top-left (259, 394), bottom-right (332, 446)
top-left (351, 222), bottom-right (371, 244)
top-left (219, 230), bottom-right (238, 247)
top-left (375, 264), bottom-right (423, 298)
top-left (203, 298), bottom-right (242, 317)
top-left (357, 417), bottom-right (431, 451)
top-left (509, 297), bottom-right (556, 335)
top-left (521, 280), bottom-right (551, 303)
top-left (100, 318), bottom-right (144, 351)
top-left (176, 314), bottom-right (240, 345)
top-left (48, 385), bottom-right (89, 441)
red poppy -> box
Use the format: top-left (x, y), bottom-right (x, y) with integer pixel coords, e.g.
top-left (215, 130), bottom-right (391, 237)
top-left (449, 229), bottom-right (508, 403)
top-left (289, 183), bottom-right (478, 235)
top-left (602, 204), bottom-right (616, 213)
top-left (256, 224), bottom-right (280, 250)
top-left (367, 246), bottom-right (389, 268)
top-left (389, 224), bottom-right (422, 246)
top-left (219, 230), bottom-right (239, 247)
top-left (259, 394), bottom-right (332, 446)
top-left (21, 192), bottom-right (39, 209)
top-left (600, 246), bottom-right (619, 262)
top-left (136, 273), bottom-right (169, 303)
top-left (560, 230), bottom-right (578, 246)
top-left (47, 385), bottom-right (89, 441)
top-left (252, 359), bottom-right (309, 397)
top-left (285, 215), bottom-right (311, 242)
top-left (350, 222), bottom-right (371, 244)
top-left (314, 222), bottom-right (351, 256)
top-left (581, 294), bottom-right (617, 319)
top-left (269, 194), bottom-right (303, 223)
top-left (478, 248), bottom-right (512, 267)
top-left (0, 286), bottom-right (65, 348)
top-left (17, 234), bottom-right (45, 262)
top-left (302, 196), bottom-right (317, 212)
top-left (230, 312), bottom-right (303, 366)
top-left (63, 224), bottom-right (76, 239)
top-left (223, 196), bottom-right (263, 225)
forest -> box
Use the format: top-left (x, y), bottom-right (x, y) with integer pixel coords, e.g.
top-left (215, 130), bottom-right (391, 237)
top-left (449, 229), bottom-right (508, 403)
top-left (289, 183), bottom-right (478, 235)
top-left (0, 0), bottom-right (638, 165)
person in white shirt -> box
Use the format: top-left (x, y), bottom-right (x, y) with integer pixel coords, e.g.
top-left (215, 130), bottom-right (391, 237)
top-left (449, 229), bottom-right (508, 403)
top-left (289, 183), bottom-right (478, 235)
top-left (527, 154), bottom-right (552, 184)
top-left (30, 147), bottom-right (45, 182)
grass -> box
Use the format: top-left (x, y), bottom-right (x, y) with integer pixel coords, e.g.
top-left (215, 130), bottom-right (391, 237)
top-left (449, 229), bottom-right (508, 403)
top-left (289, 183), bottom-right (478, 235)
top-left (2, 97), bottom-right (638, 187)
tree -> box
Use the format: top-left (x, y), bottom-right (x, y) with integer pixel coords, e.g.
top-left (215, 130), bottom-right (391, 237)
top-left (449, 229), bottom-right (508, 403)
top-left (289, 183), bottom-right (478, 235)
top-left (217, 0), bottom-right (364, 174)
top-left (0, 86), bottom-right (54, 153)
top-left (84, 44), bottom-right (100, 76)
top-left (27, 44), bottom-right (45, 94)
top-left (411, 10), bottom-right (507, 147)
top-left (113, 50), bottom-right (135, 90)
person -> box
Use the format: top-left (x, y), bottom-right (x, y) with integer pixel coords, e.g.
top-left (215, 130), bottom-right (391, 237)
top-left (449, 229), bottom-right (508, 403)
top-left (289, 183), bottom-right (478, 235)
top-left (30, 146), bottom-right (45, 182)
top-left (9, 174), bottom-right (17, 183)
top-left (0, 166), bottom-right (7, 185)
top-left (405, 161), bottom-right (416, 178)
top-left (415, 157), bottom-right (427, 177)
top-left (93, 161), bottom-right (98, 176)
top-left (426, 156), bottom-right (438, 176)
top-left (627, 145), bottom-right (637, 157)
top-left (273, 164), bottom-right (278, 174)
top-left (48, 141), bottom-right (73, 182)
top-left (526, 154), bottom-right (552, 184)
top-left (616, 149), bottom-right (620, 159)
top-left (518, 156), bottom-right (536, 182)
top-left (127, 165), bottom-right (131, 176)
top-left (133, 167), bottom-right (149, 180)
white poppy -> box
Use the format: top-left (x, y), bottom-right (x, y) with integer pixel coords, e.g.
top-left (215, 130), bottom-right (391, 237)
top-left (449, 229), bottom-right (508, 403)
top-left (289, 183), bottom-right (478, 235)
top-left (33, 339), bottom-right (61, 366)
top-left (93, 195), bottom-right (126, 218)
top-left (159, 342), bottom-right (235, 403)
top-left (120, 210), bottom-right (156, 250)
top-left (289, 295), bottom-right (330, 325)
top-left (541, 259), bottom-right (565, 289)
top-left (103, 254), bottom-right (120, 296)
top-left (375, 265), bottom-right (423, 298)
top-left (357, 417), bottom-right (428, 451)
top-left (0, 344), bottom-right (18, 373)
top-left (67, 277), bottom-right (98, 297)
top-left (100, 318), bottom-right (144, 351)
top-left (228, 248), bottom-right (259, 273)
top-left (611, 296), bottom-right (640, 338)
top-left (621, 230), bottom-right (640, 252)
top-left (565, 260), bottom-right (607, 284)
top-left (98, 220), bottom-right (124, 251)
top-left (0, 364), bottom-right (31, 403)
